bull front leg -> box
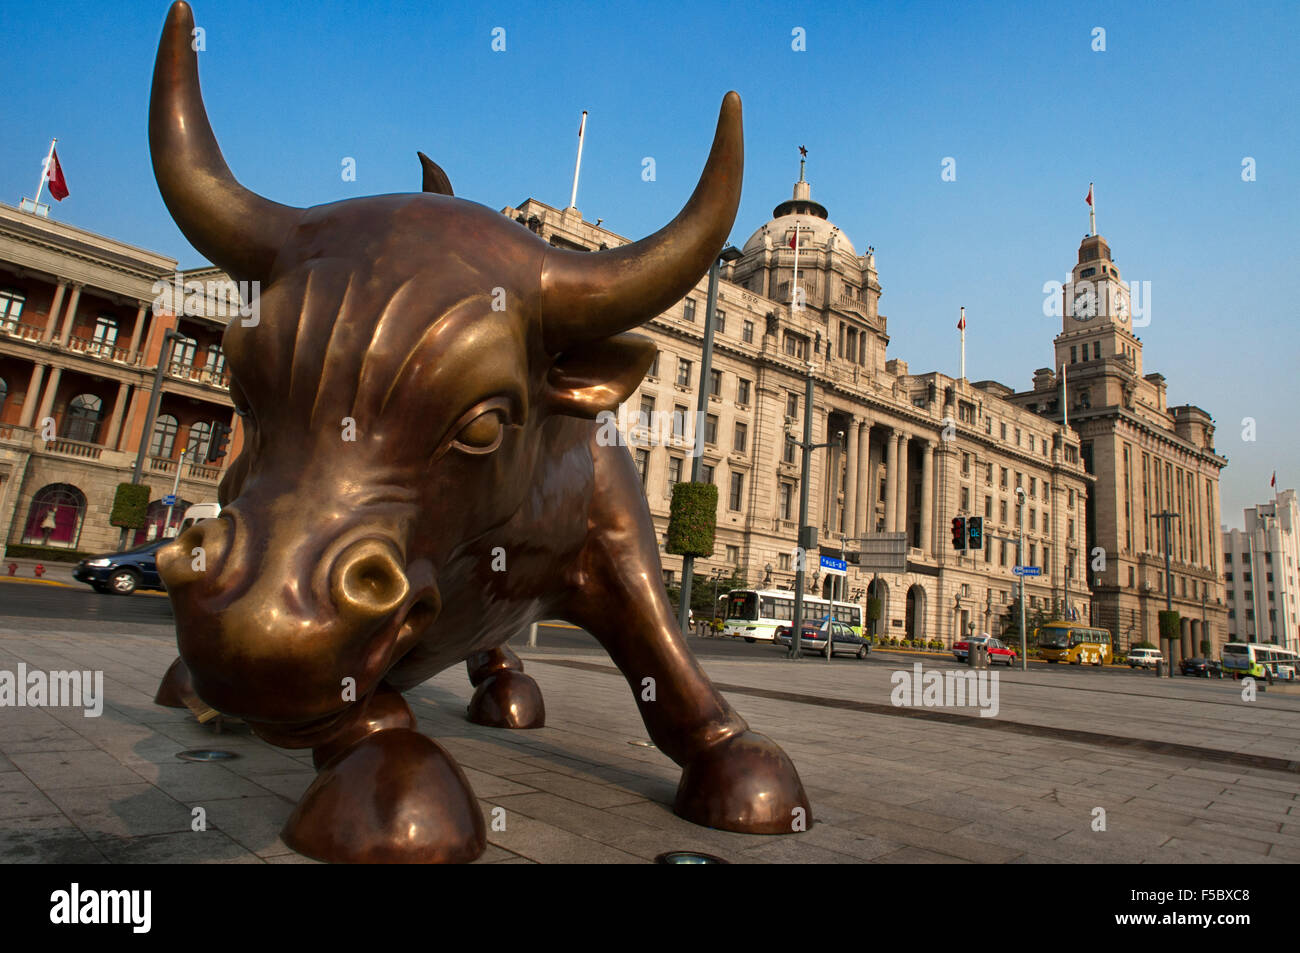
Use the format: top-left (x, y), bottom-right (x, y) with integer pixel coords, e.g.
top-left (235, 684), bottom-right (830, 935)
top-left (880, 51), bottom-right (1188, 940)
top-left (279, 685), bottom-right (485, 863)
top-left (561, 447), bottom-right (811, 835)
top-left (465, 645), bottom-right (546, 728)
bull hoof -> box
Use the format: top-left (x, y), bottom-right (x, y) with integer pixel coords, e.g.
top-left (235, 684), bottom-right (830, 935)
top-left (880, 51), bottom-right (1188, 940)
top-left (674, 730), bottom-right (811, 834)
top-left (283, 729), bottom-right (486, 863)
top-left (467, 670), bottom-right (546, 729)
top-left (153, 656), bottom-right (193, 709)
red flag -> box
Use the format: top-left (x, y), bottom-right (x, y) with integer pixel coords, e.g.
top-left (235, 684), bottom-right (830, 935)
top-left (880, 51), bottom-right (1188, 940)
top-left (957, 311), bottom-right (966, 331)
top-left (1272, 471), bottom-right (1277, 488)
top-left (788, 233), bottom-right (797, 249)
top-left (46, 148), bottom-right (69, 201)
top-left (1085, 183), bottom-right (1093, 207)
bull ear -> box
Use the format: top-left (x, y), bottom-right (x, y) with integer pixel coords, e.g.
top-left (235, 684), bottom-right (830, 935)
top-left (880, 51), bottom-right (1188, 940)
top-left (545, 332), bottom-right (655, 418)
top-left (417, 152), bottom-right (454, 196)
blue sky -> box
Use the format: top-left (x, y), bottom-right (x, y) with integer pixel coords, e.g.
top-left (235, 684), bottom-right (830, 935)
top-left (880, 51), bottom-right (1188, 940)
top-left (2, 0), bottom-right (1296, 522)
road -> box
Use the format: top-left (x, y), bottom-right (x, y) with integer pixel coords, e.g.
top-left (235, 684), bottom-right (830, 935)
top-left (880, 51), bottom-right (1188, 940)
top-left (0, 581), bottom-right (1193, 681)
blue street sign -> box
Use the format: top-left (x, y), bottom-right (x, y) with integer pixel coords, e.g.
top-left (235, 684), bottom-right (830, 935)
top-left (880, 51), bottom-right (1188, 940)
top-left (819, 555), bottom-right (847, 576)
top-left (1012, 565), bottom-right (1041, 576)
top-left (163, 495), bottom-right (177, 506)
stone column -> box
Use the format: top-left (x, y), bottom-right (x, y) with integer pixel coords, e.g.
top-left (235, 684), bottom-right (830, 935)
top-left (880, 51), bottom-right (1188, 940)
top-left (56, 284), bottom-right (82, 346)
top-left (34, 366), bottom-right (63, 429)
top-left (843, 417), bottom-right (859, 540)
top-left (17, 364), bottom-right (47, 427)
top-left (42, 281), bottom-right (68, 341)
top-left (104, 383), bottom-right (132, 450)
top-left (919, 439), bottom-right (934, 556)
top-left (895, 433), bottom-right (911, 542)
top-left (884, 429), bottom-right (898, 533)
top-left (856, 421), bottom-right (871, 536)
top-left (127, 302), bottom-right (148, 364)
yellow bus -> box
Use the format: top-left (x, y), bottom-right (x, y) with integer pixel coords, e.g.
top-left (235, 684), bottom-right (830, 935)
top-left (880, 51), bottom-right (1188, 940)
top-left (1035, 622), bottom-right (1112, 666)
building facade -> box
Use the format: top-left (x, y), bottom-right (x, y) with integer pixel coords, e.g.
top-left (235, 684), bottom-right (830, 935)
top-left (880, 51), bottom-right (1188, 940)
top-left (1008, 230), bottom-right (1229, 660)
top-left (1222, 489), bottom-right (1300, 651)
top-left (0, 202), bottom-right (245, 558)
top-left (506, 171), bottom-right (1092, 646)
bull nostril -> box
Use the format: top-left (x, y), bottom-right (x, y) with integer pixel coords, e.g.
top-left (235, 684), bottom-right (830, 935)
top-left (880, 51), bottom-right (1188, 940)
top-left (333, 539), bottom-right (409, 620)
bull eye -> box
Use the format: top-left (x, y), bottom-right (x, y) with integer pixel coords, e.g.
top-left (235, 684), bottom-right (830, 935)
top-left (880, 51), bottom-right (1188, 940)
top-left (451, 410), bottom-right (504, 454)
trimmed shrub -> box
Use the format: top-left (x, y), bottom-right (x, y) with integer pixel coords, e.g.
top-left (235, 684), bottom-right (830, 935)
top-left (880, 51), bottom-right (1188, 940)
top-left (666, 482), bottom-right (719, 558)
top-left (4, 544), bottom-right (90, 563)
top-left (1157, 611), bottom-right (1181, 646)
top-left (110, 482), bottom-right (151, 529)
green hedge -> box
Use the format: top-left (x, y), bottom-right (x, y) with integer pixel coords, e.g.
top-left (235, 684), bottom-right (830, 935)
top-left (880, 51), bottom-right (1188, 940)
top-left (110, 482), bottom-right (151, 529)
top-left (666, 481), bottom-right (718, 558)
top-left (1158, 610), bottom-right (1181, 645)
top-left (4, 544), bottom-right (90, 563)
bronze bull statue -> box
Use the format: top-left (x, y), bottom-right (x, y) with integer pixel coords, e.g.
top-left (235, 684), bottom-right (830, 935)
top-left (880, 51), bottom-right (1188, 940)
top-left (150, 1), bottom-right (809, 862)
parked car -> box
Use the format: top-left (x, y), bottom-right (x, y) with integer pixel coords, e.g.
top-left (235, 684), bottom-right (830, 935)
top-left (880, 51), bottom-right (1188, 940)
top-left (72, 538), bottom-right (171, 595)
top-left (952, 636), bottom-right (1017, 666)
top-left (1179, 657), bottom-right (1223, 678)
top-left (774, 619), bottom-right (870, 659)
top-left (1127, 647), bottom-right (1163, 669)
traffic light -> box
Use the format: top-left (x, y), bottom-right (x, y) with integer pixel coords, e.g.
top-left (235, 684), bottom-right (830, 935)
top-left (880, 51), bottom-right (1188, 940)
top-left (206, 420), bottom-right (231, 464)
top-left (950, 516), bottom-right (967, 551)
top-left (967, 516), bottom-right (984, 550)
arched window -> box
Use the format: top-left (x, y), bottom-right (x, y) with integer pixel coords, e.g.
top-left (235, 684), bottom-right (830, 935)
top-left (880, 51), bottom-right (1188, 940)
top-left (63, 394), bottom-right (103, 443)
top-left (204, 343), bottom-right (226, 377)
top-left (186, 420), bottom-right (212, 460)
top-left (133, 496), bottom-right (193, 546)
top-left (91, 315), bottom-right (119, 356)
top-left (0, 288), bottom-right (25, 330)
top-left (22, 483), bottom-right (87, 549)
top-left (170, 335), bottom-right (198, 371)
top-left (150, 414), bottom-right (180, 458)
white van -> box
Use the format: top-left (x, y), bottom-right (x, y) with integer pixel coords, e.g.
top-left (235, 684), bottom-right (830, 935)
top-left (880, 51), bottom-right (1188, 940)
top-left (178, 502), bottom-right (221, 534)
top-left (1127, 647), bottom-right (1163, 669)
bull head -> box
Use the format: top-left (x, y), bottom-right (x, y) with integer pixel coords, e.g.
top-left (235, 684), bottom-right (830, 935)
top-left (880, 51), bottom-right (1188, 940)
top-left (151, 1), bottom-right (742, 742)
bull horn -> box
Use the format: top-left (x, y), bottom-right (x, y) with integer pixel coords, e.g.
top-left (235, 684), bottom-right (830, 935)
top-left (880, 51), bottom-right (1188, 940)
top-left (418, 152), bottom-right (454, 196)
top-left (539, 92), bottom-right (743, 354)
top-left (149, 1), bottom-right (300, 282)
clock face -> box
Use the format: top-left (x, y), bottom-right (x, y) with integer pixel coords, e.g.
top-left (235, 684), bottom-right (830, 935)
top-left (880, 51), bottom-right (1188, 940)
top-left (1071, 285), bottom-right (1095, 320)
top-left (1115, 295), bottom-right (1128, 321)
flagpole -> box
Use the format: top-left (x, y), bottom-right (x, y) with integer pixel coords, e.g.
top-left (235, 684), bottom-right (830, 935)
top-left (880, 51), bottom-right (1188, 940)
top-left (1089, 181), bottom-right (1096, 237)
top-left (959, 307), bottom-right (966, 381)
top-left (32, 138), bottom-right (56, 209)
top-left (791, 220), bottom-right (800, 312)
top-left (568, 111), bottom-right (587, 210)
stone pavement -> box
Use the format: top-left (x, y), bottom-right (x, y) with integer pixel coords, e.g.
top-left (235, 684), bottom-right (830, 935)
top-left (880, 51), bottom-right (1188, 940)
top-left (1, 616), bottom-right (1299, 863)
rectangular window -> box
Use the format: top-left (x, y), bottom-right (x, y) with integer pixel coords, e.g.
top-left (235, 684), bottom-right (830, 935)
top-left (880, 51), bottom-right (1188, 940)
top-left (704, 413), bottom-right (718, 445)
top-left (737, 378), bottom-right (751, 405)
top-left (1093, 341), bottom-right (1101, 359)
top-left (1068, 519), bottom-right (1075, 540)
top-left (961, 453), bottom-right (970, 476)
top-left (1000, 500), bottom-right (1008, 523)
top-left (733, 421), bottom-right (748, 452)
top-left (715, 309), bottom-right (726, 334)
top-left (742, 320), bottom-right (754, 343)
top-left (667, 456), bottom-right (683, 487)
top-left (676, 358), bottom-right (692, 387)
top-left (986, 463), bottom-right (993, 485)
top-left (701, 463), bottom-right (714, 484)
top-left (1000, 467), bottom-right (1008, 489)
top-left (635, 449), bottom-right (649, 487)
top-left (783, 331), bottom-right (809, 359)
top-left (726, 544), bottom-right (739, 564)
top-left (1070, 345), bottom-right (1077, 364)
top-left (638, 395), bottom-right (655, 428)
top-left (984, 497), bottom-right (992, 519)
top-left (1029, 509), bottom-right (1037, 531)
top-left (786, 392), bottom-right (799, 420)
top-left (648, 350), bottom-right (660, 377)
top-left (783, 435), bottom-right (797, 464)
top-left (780, 482), bottom-right (793, 520)
top-left (729, 472), bottom-right (744, 511)
top-left (779, 553), bottom-right (791, 571)
top-left (1029, 476), bottom-right (1037, 498)
top-left (709, 369), bottom-right (722, 397)
top-left (673, 404), bottom-right (688, 438)
top-left (1000, 423), bottom-right (1007, 441)
top-left (683, 298), bottom-right (697, 322)
top-left (961, 487), bottom-right (970, 509)
top-left (1015, 428), bottom-right (1021, 446)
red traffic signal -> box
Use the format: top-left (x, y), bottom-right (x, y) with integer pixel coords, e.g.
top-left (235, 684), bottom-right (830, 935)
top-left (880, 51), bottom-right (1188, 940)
top-left (951, 516), bottom-right (967, 551)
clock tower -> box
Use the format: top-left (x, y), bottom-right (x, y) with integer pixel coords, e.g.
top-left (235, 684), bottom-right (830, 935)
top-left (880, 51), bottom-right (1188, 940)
top-left (1054, 231), bottom-right (1144, 412)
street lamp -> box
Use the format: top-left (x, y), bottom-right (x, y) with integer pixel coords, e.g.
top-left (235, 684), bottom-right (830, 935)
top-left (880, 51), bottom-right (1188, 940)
top-left (785, 368), bottom-right (845, 660)
top-left (677, 245), bottom-right (742, 639)
top-left (1016, 485), bottom-right (1027, 672)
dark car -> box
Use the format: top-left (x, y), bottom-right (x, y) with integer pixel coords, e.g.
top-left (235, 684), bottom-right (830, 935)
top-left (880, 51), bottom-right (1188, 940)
top-left (1180, 657), bottom-right (1223, 678)
top-left (774, 620), bottom-right (870, 659)
top-left (72, 538), bottom-right (170, 595)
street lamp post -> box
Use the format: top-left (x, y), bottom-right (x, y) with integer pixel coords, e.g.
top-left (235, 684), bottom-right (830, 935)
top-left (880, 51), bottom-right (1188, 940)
top-left (677, 246), bottom-right (740, 639)
top-left (1016, 486), bottom-right (1027, 672)
top-left (787, 347), bottom-right (844, 660)
top-left (1152, 510), bottom-right (1181, 677)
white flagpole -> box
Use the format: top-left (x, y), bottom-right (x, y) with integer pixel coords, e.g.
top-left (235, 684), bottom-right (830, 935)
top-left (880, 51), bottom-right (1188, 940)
top-left (32, 138), bottom-right (56, 208)
top-left (568, 111), bottom-right (587, 210)
top-left (959, 307), bottom-right (966, 381)
top-left (791, 221), bottom-right (801, 312)
top-left (1089, 182), bottom-right (1096, 237)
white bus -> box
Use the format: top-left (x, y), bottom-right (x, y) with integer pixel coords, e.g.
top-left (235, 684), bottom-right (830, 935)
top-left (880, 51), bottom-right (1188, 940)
top-left (720, 588), bottom-right (863, 643)
top-left (1221, 642), bottom-right (1300, 680)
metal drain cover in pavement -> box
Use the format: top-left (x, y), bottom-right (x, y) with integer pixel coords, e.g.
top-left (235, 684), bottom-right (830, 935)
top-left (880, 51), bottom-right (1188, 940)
top-left (655, 851), bottom-right (729, 864)
top-left (176, 749), bottom-right (240, 762)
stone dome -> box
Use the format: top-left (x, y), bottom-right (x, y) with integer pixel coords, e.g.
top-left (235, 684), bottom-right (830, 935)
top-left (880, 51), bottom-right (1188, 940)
top-left (740, 175), bottom-right (856, 257)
